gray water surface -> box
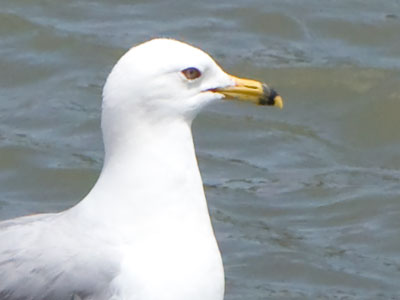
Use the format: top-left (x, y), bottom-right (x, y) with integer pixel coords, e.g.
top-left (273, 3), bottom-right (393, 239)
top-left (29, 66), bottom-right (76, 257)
top-left (1, 1), bottom-right (400, 299)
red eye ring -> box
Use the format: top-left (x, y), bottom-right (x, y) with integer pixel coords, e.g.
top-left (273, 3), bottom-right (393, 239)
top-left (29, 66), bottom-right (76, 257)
top-left (181, 67), bottom-right (201, 80)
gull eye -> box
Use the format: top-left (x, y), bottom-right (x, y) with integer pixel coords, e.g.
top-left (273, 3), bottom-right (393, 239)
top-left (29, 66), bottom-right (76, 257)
top-left (181, 67), bottom-right (201, 80)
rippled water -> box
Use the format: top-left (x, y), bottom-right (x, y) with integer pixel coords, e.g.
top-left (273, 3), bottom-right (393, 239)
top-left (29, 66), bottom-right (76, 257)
top-left (1, 0), bottom-right (400, 299)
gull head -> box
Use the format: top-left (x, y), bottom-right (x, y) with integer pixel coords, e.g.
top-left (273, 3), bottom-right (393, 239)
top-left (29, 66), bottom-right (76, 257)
top-left (102, 38), bottom-right (283, 125)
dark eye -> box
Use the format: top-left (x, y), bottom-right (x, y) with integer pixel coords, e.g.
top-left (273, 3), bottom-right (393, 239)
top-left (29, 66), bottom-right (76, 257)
top-left (181, 67), bottom-right (201, 80)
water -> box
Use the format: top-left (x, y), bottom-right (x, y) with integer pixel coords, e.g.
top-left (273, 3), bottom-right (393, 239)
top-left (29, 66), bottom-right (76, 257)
top-left (1, 0), bottom-right (400, 298)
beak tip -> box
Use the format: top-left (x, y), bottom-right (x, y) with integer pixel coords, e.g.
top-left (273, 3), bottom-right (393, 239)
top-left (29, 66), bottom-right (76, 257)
top-left (274, 95), bottom-right (283, 109)
top-left (259, 89), bottom-right (284, 109)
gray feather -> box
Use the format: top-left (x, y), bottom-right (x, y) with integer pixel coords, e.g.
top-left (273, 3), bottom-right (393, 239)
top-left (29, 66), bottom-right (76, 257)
top-left (0, 213), bottom-right (119, 300)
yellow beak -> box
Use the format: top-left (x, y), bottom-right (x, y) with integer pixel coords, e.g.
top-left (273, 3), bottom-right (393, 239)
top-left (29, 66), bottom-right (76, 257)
top-left (213, 75), bottom-right (283, 109)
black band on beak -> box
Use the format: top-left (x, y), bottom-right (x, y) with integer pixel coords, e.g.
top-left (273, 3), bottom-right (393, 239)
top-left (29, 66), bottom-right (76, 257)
top-left (259, 85), bottom-right (279, 106)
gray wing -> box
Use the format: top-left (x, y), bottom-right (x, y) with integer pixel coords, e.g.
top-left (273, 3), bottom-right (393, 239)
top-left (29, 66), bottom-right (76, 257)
top-left (0, 213), bottom-right (119, 300)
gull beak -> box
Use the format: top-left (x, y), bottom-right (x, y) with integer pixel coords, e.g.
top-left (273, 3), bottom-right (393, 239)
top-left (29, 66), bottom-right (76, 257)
top-left (212, 75), bottom-right (283, 109)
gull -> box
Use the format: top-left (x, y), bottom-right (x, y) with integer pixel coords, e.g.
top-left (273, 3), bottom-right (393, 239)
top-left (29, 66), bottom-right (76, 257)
top-left (0, 38), bottom-right (283, 300)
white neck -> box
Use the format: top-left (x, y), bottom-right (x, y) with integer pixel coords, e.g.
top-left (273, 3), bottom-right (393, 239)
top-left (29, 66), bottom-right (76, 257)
top-left (69, 115), bottom-right (212, 239)
top-left (66, 114), bottom-right (224, 300)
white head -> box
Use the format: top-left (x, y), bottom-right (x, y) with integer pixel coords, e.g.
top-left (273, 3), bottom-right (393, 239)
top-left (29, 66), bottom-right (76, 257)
top-left (101, 38), bottom-right (282, 153)
top-left (102, 39), bottom-right (234, 123)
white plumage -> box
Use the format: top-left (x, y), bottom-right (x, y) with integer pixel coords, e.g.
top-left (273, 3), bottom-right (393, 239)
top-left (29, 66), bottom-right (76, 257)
top-left (0, 38), bottom-right (282, 300)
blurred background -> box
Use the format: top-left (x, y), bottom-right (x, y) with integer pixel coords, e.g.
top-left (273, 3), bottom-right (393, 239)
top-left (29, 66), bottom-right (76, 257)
top-left (1, 0), bottom-right (400, 299)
